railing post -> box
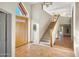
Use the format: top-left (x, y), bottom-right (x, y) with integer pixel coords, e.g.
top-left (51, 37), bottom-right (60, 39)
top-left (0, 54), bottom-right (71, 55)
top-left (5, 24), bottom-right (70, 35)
top-left (50, 29), bottom-right (52, 47)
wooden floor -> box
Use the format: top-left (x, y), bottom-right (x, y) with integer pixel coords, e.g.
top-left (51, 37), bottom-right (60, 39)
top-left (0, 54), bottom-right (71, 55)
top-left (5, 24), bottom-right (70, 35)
top-left (16, 43), bottom-right (74, 57)
top-left (54, 36), bottom-right (73, 49)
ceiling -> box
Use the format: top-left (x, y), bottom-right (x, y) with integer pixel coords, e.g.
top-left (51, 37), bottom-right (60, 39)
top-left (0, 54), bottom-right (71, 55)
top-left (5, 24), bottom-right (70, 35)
top-left (23, 2), bottom-right (74, 17)
top-left (43, 2), bottom-right (74, 17)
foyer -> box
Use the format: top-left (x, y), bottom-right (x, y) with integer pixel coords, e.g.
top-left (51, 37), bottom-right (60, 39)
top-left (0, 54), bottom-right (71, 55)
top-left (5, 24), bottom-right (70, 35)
top-left (15, 2), bottom-right (74, 57)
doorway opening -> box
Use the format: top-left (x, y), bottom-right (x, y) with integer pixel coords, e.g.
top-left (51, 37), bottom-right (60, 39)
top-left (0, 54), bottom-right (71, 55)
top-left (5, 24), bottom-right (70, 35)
top-left (54, 24), bottom-right (73, 49)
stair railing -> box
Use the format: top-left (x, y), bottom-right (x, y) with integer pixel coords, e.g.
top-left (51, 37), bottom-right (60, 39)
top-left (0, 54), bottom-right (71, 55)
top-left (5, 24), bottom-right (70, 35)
top-left (50, 15), bottom-right (60, 47)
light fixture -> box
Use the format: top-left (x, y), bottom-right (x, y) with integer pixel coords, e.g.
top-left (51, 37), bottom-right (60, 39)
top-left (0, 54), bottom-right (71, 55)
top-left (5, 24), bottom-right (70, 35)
top-left (43, 2), bottom-right (53, 7)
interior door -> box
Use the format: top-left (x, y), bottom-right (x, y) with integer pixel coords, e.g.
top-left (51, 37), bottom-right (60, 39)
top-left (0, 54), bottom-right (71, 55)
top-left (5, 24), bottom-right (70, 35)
top-left (16, 16), bottom-right (28, 47)
top-left (0, 12), bottom-right (6, 57)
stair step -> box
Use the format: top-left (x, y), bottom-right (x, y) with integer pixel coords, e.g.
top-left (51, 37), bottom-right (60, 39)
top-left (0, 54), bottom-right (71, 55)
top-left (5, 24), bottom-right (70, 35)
top-left (41, 39), bottom-right (50, 42)
top-left (40, 42), bottom-right (50, 46)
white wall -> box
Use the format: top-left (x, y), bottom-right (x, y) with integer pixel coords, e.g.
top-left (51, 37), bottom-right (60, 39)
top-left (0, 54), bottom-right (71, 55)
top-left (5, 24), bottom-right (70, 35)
top-left (75, 3), bottom-right (79, 31)
top-left (23, 3), bottom-right (32, 43)
top-left (75, 2), bottom-right (79, 57)
top-left (31, 3), bottom-right (51, 42)
top-left (58, 16), bottom-right (71, 25)
top-left (0, 2), bottom-right (17, 57)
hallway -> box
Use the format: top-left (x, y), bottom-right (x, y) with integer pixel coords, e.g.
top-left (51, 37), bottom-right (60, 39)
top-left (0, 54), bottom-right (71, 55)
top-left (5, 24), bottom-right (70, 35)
top-left (15, 2), bottom-right (74, 57)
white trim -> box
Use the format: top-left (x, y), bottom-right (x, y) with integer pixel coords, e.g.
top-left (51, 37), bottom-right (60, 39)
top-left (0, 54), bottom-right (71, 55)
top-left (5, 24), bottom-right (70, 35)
top-left (73, 2), bottom-right (76, 57)
top-left (0, 8), bottom-right (10, 14)
top-left (28, 19), bottom-right (31, 42)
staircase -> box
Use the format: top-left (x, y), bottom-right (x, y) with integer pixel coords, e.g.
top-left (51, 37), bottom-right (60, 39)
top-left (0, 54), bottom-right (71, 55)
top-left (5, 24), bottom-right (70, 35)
top-left (40, 14), bottom-right (59, 46)
top-left (40, 22), bottom-right (56, 41)
top-left (40, 22), bottom-right (56, 46)
top-left (40, 3), bottom-right (61, 46)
